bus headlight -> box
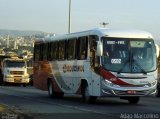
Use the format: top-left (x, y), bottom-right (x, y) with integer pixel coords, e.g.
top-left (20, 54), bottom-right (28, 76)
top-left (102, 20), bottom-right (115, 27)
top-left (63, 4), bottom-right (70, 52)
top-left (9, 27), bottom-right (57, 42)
top-left (104, 79), bottom-right (120, 88)
top-left (151, 80), bottom-right (157, 86)
top-left (144, 80), bottom-right (157, 88)
top-left (105, 79), bottom-right (113, 86)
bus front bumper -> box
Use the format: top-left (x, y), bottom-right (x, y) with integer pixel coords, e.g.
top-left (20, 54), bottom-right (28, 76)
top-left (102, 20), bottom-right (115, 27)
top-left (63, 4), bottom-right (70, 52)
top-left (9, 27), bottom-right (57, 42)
top-left (101, 80), bottom-right (157, 97)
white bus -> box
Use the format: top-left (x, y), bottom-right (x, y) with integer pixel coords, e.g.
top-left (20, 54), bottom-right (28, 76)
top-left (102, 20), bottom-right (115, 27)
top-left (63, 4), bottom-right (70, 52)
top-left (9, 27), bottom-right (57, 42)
top-left (33, 28), bottom-right (159, 104)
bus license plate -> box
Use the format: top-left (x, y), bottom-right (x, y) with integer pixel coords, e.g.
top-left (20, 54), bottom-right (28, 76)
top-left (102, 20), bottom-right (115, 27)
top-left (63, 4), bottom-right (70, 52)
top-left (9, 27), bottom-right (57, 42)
top-left (127, 90), bottom-right (136, 94)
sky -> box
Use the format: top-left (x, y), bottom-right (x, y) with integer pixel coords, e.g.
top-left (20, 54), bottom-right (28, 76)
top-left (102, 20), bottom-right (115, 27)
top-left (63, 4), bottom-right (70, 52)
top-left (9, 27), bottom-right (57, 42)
top-left (0, 0), bottom-right (160, 42)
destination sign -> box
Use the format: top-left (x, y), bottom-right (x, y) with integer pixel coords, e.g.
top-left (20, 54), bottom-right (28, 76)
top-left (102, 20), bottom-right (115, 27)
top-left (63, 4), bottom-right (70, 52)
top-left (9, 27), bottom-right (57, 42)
top-left (107, 41), bottom-right (125, 45)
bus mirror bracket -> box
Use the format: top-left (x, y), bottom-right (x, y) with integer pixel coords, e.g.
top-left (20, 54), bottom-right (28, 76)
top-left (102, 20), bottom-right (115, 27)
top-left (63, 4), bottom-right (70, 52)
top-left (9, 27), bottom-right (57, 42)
top-left (97, 41), bottom-right (103, 56)
top-left (155, 44), bottom-right (159, 58)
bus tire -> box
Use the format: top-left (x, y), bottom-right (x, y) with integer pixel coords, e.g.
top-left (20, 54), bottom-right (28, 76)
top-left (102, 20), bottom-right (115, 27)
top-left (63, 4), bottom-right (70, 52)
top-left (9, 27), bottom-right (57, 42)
top-left (82, 83), bottom-right (97, 103)
top-left (157, 82), bottom-right (160, 97)
top-left (128, 97), bottom-right (140, 104)
top-left (56, 92), bottom-right (64, 98)
top-left (48, 80), bottom-right (55, 98)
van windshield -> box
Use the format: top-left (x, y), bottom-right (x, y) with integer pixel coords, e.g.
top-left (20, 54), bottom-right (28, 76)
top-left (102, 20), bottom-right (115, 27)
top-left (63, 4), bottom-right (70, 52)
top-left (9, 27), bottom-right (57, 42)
top-left (4, 61), bottom-right (26, 68)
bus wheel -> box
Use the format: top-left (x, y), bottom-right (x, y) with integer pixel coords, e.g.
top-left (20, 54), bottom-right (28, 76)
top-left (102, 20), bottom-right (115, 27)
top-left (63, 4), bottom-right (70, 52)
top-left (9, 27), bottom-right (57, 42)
top-left (56, 92), bottom-right (64, 98)
top-left (82, 84), bottom-right (97, 103)
top-left (0, 75), bottom-right (4, 85)
top-left (48, 80), bottom-right (55, 98)
top-left (128, 97), bottom-right (140, 104)
top-left (157, 82), bottom-right (160, 97)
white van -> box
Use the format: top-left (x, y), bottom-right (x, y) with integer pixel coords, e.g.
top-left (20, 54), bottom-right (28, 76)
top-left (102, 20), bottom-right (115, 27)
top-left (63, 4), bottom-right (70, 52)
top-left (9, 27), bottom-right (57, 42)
top-left (2, 57), bottom-right (30, 86)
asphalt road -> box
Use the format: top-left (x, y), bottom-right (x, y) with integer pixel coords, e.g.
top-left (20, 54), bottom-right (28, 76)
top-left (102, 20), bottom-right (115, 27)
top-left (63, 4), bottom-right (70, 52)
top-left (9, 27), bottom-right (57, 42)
top-left (0, 86), bottom-right (160, 119)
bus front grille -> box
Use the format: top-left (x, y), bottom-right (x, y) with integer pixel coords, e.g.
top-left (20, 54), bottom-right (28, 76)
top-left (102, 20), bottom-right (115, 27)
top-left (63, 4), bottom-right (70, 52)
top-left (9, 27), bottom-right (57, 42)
top-left (114, 90), bottom-right (148, 96)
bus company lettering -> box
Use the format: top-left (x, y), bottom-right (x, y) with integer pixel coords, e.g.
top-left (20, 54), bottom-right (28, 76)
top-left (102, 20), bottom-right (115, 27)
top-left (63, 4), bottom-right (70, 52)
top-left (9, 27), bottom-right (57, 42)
top-left (63, 64), bottom-right (84, 73)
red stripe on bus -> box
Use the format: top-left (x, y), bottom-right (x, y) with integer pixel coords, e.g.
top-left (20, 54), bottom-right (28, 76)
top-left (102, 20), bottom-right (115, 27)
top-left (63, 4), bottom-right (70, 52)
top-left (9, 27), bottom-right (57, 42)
top-left (100, 67), bottom-right (133, 86)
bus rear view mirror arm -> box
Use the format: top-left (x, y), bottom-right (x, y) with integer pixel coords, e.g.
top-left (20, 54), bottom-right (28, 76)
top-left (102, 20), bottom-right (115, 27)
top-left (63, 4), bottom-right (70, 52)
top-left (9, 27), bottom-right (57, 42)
top-left (97, 41), bottom-right (103, 56)
top-left (155, 44), bottom-right (159, 58)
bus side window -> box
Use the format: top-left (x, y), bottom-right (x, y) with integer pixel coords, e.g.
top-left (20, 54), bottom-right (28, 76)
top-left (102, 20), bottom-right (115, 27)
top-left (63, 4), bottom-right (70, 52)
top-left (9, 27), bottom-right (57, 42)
top-left (34, 44), bottom-right (40, 61)
top-left (89, 37), bottom-right (96, 67)
top-left (67, 39), bottom-right (76, 60)
top-left (39, 44), bottom-right (43, 61)
top-left (43, 43), bottom-right (48, 60)
top-left (47, 42), bottom-right (52, 61)
top-left (77, 37), bottom-right (88, 60)
top-left (59, 40), bottom-right (66, 60)
top-left (50, 41), bottom-right (59, 60)
top-left (89, 35), bottom-right (99, 72)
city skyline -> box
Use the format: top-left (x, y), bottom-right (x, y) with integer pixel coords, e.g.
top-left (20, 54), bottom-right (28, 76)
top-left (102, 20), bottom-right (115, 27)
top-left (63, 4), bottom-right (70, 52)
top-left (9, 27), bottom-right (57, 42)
top-left (0, 0), bottom-right (160, 42)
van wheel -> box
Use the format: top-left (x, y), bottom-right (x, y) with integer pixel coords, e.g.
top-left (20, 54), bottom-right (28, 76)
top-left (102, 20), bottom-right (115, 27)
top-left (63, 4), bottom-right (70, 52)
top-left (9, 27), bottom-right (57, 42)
top-left (82, 83), bottom-right (97, 103)
top-left (23, 84), bottom-right (27, 87)
top-left (48, 80), bottom-right (55, 98)
top-left (128, 97), bottom-right (140, 104)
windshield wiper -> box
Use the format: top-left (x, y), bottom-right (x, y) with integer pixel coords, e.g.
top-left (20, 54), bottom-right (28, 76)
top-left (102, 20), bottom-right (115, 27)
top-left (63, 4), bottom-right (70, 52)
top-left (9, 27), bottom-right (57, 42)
top-left (117, 59), bottom-right (130, 74)
top-left (132, 59), bottom-right (147, 74)
top-left (130, 52), bottom-right (147, 74)
top-left (117, 53), bottom-right (147, 74)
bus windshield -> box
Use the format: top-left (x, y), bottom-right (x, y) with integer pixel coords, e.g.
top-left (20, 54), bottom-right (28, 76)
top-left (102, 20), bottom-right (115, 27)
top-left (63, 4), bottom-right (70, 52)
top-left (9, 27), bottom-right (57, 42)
top-left (102, 37), bottom-right (157, 73)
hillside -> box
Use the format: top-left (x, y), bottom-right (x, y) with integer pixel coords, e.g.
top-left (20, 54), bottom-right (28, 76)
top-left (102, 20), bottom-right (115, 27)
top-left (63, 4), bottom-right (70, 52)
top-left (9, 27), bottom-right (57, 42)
top-left (0, 29), bottom-right (43, 37)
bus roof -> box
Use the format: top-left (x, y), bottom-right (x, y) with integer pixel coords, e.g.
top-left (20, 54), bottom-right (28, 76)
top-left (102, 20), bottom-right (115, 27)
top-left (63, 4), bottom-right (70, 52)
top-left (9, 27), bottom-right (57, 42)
top-left (36, 28), bottom-right (154, 43)
top-left (94, 28), bottom-right (153, 38)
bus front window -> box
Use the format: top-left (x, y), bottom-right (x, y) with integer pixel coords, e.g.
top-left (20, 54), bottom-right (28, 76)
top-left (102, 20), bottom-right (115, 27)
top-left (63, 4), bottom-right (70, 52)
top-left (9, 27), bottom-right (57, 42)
top-left (102, 37), bottom-right (156, 73)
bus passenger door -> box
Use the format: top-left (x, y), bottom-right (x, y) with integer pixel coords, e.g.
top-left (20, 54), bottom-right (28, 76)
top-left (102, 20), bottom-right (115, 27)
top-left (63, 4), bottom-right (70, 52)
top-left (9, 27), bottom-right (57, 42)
top-left (89, 36), bottom-right (101, 96)
top-left (91, 56), bottom-right (101, 96)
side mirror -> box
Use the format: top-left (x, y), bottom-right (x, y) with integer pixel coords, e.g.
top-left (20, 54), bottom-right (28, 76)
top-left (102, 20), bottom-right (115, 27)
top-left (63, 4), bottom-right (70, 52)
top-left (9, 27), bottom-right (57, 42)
top-left (97, 41), bottom-right (103, 56)
top-left (155, 44), bottom-right (159, 58)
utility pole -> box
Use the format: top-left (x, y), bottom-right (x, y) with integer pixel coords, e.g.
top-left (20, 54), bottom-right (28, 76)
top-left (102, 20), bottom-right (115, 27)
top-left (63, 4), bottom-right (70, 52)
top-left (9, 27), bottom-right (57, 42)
top-left (100, 22), bottom-right (109, 28)
top-left (68, 0), bottom-right (71, 33)
top-left (7, 34), bottom-right (10, 48)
